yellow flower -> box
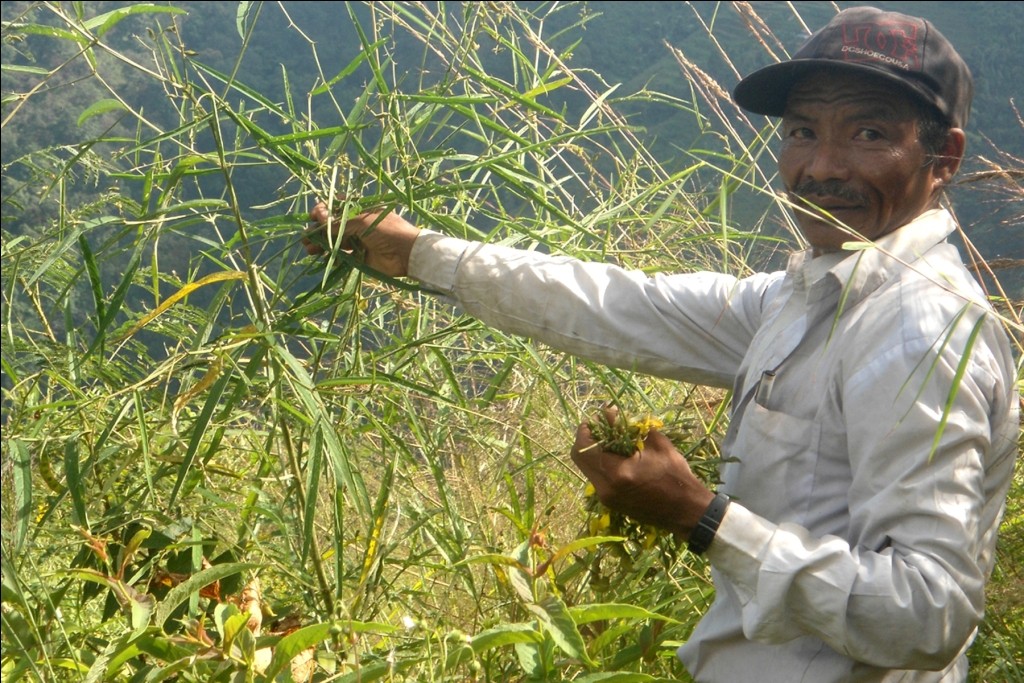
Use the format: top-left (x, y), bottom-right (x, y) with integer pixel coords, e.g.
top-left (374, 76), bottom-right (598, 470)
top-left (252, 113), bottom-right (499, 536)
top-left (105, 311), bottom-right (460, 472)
top-left (589, 512), bottom-right (611, 535)
top-left (632, 415), bottom-right (664, 451)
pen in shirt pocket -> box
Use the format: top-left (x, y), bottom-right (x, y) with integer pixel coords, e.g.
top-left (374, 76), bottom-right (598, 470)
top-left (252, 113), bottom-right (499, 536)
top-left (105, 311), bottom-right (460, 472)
top-left (754, 370), bottom-right (776, 406)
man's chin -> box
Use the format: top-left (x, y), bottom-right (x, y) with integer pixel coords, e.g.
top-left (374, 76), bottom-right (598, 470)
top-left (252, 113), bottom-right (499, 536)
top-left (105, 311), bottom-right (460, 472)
top-left (797, 220), bottom-right (867, 253)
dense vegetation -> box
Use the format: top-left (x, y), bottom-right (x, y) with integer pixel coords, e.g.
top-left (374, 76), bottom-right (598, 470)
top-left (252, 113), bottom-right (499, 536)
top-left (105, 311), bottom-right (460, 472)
top-left (2, 2), bottom-right (1021, 681)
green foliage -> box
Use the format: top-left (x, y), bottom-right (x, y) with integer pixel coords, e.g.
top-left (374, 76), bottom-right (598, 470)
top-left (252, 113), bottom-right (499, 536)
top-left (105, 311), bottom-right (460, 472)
top-left (1, 2), bottom-right (1020, 682)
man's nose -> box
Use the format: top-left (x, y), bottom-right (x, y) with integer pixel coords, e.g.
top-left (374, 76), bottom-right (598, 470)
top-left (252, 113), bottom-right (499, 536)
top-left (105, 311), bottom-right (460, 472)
top-left (803, 141), bottom-right (850, 183)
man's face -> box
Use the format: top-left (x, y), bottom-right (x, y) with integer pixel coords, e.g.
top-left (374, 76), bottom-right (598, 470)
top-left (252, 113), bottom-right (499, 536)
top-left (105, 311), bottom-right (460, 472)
top-left (778, 71), bottom-right (955, 254)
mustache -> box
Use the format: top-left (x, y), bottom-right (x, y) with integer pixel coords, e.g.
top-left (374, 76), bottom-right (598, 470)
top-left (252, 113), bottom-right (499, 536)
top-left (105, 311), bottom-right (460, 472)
top-left (789, 180), bottom-right (866, 206)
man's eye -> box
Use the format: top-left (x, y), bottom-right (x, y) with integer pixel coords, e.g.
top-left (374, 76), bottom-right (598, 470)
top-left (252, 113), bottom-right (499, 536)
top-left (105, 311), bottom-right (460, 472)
top-left (788, 127), bottom-right (813, 140)
top-left (854, 128), bottom-right (883, 141)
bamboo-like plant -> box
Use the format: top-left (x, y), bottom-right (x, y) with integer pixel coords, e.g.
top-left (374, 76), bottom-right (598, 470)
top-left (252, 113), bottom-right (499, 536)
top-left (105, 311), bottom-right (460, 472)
top-left (1, 3), bottom-right (1020, 682)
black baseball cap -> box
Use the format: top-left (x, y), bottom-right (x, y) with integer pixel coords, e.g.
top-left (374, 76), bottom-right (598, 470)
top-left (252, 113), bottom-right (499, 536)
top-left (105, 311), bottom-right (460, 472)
top-left (733, 6), bottom-right (973, 127)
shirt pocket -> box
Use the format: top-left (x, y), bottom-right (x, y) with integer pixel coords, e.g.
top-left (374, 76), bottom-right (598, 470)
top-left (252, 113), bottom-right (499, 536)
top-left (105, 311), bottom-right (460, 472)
top-left (723, 402), bottom-right (822, 526)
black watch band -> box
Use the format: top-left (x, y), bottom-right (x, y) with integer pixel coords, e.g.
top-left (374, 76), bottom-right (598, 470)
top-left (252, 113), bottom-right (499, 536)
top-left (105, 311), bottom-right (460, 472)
top-left (688, 492), bottom-right (731, 555)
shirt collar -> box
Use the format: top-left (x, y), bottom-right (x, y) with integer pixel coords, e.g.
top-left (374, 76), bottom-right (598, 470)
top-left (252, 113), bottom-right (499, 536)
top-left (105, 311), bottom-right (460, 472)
top-left (785, 208), bottom-right (957, 308)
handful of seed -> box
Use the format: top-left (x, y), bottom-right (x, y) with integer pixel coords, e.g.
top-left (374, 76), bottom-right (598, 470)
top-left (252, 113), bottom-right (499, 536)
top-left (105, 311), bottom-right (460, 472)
top-left (580, 406), bottom-right (725, 579)
top-left (585, 407), bottom-right (722, 484)
top-left (587, 409), bottom-right (665, 457)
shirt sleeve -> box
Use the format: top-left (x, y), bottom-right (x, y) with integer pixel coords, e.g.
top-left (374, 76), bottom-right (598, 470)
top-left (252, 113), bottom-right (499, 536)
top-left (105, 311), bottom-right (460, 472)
top-left (408, 231), bottom-right (780, 387)
top-left (707, 305), bottom-right (1017, 670)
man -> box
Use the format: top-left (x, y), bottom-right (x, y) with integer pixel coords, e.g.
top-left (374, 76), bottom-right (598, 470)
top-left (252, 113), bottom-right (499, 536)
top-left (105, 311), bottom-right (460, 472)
top-left (306, 7), bottom-right (1018, 682)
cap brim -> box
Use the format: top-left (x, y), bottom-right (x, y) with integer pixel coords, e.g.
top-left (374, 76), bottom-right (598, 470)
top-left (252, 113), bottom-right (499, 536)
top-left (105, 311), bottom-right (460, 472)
top-left (733, 59), bottom-right (940, 119)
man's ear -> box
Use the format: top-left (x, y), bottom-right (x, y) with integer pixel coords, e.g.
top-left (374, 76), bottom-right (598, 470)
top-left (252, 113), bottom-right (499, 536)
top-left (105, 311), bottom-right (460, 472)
top-left (931, 128), bottom-right (966, 190)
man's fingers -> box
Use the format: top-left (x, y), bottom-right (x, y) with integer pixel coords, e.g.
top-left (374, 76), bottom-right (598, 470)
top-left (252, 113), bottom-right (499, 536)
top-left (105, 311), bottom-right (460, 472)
top-left (309, 201), bottom-right (331, 225)
top-left (641, 428), bottom-right (673, 451)
top-left (301, 237), bottom-right (324, 256)
top-left (571, 422), bottom-right (593, 461)
top-left (305, 201), bottom-right (347, 256)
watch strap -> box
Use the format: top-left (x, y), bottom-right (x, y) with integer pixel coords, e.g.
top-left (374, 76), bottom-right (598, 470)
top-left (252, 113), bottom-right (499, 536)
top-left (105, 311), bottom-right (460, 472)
top-left (688, 492), bottom-right (730, 555)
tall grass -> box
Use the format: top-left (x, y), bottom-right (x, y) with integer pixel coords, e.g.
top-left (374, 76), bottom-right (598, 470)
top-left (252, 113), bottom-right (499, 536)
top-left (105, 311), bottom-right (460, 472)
top-left (1, 2), bottom-right (1020, 682)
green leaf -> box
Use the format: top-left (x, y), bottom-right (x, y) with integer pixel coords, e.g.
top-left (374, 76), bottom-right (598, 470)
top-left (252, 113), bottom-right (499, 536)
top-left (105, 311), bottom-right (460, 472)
top-left (85, 628), bottom-right (158, 682)
top-left (506, 540), bottom-right (535, 604)
top-left (121, 527), bottom-right (152, 576)
top-left (929, 310), bottom-right (988, 462)
top-left (191, 61), bottom-right (290, 118)
top-left (14, 23), bottom-right (87, 44)
top-left (77, 99), bottom-right (126, 127)
top-left (262, 622), bottom-right (335, 680)
top-left (77, 233), bottom-right (105, 322)
top-left (521, 75), bottom-right (574, 101)
top-left (300, 422), bottom-right (325, 562)
top-left (466, 622), bottom-right (542, 658)
top-left (1, 64), bottom-right (50, 75)
top-left (133, 631), bottom-right (196, 661)
top-left (457, 552), bottom-right (532, 569)
top-left (168, 356), bottom-right (235, 507)
top-left (10, 440), bottom-right (32, 554)
top-left (67, 569), bottom-right (154, 635)
top-left (236, 1), bottom-right (251, 38)
top-left (550, 535), bottom-right (629, 565)
top-left (115, 270), bottom-right (246, 342)
top-left (155, 155), bottom-right (212, 208)
top-left (129, 588), bottom-right (156, 634)
top-left (524, 593), bottom-right (595, 666)
top-left (514, 640), bottom-right (545, 678)
top-left (574, 673), bottom-right (679, 682)
top-left (273, 344), bottom-right (371, 518)
top-left (569, 603), bottom-right (679, 625)
top-left (64, 441), bottom-right (87, 527)
top-left (83, 232), bottom-right (144, 361)
top-left (26, 215), bottom-right (119, 287)
top-left (311, 39), bottom-right (388, 95)
top-left (154, 563), bottom-right (258, 628)
top-left (215, 603), bottom-right (251, 651)
top-left (82, 4), bottom-right (186, 37)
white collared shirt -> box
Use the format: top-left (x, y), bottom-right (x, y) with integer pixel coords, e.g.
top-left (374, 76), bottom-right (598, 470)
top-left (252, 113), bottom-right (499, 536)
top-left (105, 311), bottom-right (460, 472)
top-left (407, 208), bottom-right (1019, 682)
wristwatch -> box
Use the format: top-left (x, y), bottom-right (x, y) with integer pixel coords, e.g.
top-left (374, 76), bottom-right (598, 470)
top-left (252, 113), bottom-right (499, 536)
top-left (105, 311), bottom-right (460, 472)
top-left (688, 492), bottom-right (731, 555)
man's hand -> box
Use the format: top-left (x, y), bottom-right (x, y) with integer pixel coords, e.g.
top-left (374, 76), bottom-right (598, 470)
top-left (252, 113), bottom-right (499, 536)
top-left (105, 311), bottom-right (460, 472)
top-left (571, 407), bottom-right (715, 539)
top-left (303, 202), bottom-right (421, 278)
